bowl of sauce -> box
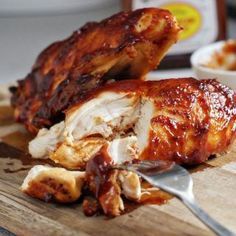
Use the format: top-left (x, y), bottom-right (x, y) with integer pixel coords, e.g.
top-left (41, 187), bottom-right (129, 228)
top-left (191, 40), bottom-right (236, 90)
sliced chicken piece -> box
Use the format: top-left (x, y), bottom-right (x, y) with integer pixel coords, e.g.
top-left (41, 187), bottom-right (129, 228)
top-left (21, 165), bottom-right (85, 203)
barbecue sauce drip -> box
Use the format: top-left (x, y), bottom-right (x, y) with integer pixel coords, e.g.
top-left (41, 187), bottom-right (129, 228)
top-left (86, 146), bottom-right (113, 198)
top-left (85, 146), bottom-right (123, 216)
top-left (84, 149), bottom-right (175, 216)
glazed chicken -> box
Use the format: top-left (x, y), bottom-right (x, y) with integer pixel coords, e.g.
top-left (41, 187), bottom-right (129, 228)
top-left (10, 8), bottom-right (181, 133)
top-left (24, 78), bottom-right (236, 216)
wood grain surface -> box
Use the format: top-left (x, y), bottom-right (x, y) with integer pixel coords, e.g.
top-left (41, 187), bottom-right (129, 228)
top-left (0, 101), bottom-right (235, 236)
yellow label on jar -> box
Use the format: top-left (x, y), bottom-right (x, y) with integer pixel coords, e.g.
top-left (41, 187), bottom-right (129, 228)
top-left (162, 3), bottom-right (202, 41)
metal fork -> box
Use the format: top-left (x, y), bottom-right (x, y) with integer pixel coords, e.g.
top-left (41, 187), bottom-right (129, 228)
top-left (116, 160), bottom-right (235, 236)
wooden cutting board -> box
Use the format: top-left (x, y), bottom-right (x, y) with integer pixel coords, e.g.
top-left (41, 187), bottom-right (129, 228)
top-left (0, 102), bottom-right (236, 236)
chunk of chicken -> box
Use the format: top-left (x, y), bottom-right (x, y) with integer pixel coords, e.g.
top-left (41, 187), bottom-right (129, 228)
top-left (10, 8), bottom-right (181, 133)
top-left (21, 165), bottom-right (85, 203)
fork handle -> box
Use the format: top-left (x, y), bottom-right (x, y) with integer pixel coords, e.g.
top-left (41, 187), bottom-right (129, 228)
top-left (180, 195), bottom-right (235, 236)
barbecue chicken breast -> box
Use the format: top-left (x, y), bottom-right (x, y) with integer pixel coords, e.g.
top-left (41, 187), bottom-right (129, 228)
top-left (21, 165), bottom-right (85, 203)
top-left (10, 8), bottom-right (181, 133)
top-left (24, 78), bottom-right (236, 215)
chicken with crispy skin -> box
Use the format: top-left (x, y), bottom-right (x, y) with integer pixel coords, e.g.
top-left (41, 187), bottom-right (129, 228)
top-left (23, 78), bottom-right (236, 216)
top-left (10, 8), bottom-right (181, 133)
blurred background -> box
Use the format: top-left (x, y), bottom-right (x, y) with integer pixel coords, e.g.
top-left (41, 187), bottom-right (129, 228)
top-left (0, 0), bottom-right (235, 84)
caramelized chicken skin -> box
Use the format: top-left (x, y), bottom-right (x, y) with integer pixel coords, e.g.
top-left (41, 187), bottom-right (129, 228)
top-left (138, 78), bottom-right (236, 164)
top-left (10, 8), bottom-right (181, 133)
